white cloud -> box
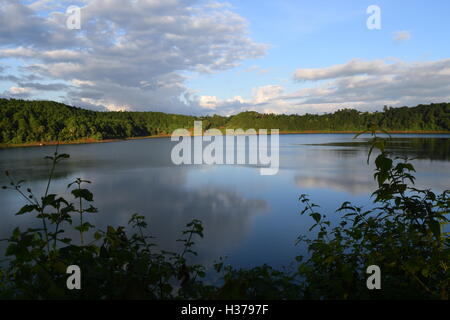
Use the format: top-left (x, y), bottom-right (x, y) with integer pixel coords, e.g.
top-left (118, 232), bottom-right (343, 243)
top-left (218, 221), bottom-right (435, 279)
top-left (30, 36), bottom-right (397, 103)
top-left (17, 82), bottom-right (69, 91)
top-left (8, 86), bottom-right (29, 94)
top-left (0, 0), bottom-right (266, 113)
top-left (195, 84), bottom-right (286, 115)
top-left (199, 58), bottom-right (450, 115)
top-left (252, 85), bottom-right (283, 103)
top-left (241, 65), bottom-right (269, 75)
top-left (393, 30), bottom-right (411, 43)
top-left (293, 58), bottom-right (399, 81)
top-left (288, 58), bottom-right (450, 113)
top-left (2, 85), bottom-right (32, 98)
top-left (198, 95), bottom-right (219, 109)
top-left (71, 79), bottom-right (94, 87)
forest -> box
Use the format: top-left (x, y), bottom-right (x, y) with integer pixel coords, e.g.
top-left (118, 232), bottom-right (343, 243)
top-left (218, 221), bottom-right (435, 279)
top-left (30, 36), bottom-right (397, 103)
top-left (0, 98), bottom-right (449, 144)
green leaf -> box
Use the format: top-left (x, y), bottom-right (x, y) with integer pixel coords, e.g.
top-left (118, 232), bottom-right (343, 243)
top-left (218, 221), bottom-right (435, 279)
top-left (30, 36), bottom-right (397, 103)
top-left (197, 271), bottom-right (206, 278)
top-left (42, 194), bottom-right (57, 207)
top-left (94, 231), bottom-right (103, 240)
top-left (71, 188), bottom-right (94, 201)
top-left (56, 153), bottom-right (70, 162)
top-left (311, 213), bottom-right (321, 223)
top-left (12, 227), bottom-right (20, 239)
top-left (428, 219), bottom-right (441, 240)
top-left (75, 222), bottom-right (95, 233)
top-left (375, 155), bottom-right (393, 172)
top-left (85, 205), bottom-right (98, 213)
top-left (16, 204), bottom-right (37, 215)
top-left (376, 171), bottom-right (389, 185)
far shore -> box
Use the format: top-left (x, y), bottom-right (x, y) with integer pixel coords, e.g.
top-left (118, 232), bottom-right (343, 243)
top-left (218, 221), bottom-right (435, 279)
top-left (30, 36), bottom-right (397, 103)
top-left (1, 130), bottom-right (449, 149)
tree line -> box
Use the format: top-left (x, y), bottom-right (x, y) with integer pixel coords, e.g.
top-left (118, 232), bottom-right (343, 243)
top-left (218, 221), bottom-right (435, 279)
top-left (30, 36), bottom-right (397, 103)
top-left (0, 98), bottom-right (449, 144)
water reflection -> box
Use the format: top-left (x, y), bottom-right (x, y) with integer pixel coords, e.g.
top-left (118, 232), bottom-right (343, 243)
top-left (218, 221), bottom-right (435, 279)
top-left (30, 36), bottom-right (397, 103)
top-left (87, 168), bottom-right (267, 263)
top-left (292, 135), bottom-right (450, 194)
top-left (0, 142), bottom-right (268, 266)
top-left (295, 175), bottom-right (375, 195)
top-left (0, 134), bottom-right (449, 269)
top-left (302, 137), bottom-right (450, 161)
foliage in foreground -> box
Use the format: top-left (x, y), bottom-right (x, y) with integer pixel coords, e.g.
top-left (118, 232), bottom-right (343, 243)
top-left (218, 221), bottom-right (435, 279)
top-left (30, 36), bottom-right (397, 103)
top-left (297, 131), bottom-right (449, 299)
top-left (0, 132), bottom-right (449, 300)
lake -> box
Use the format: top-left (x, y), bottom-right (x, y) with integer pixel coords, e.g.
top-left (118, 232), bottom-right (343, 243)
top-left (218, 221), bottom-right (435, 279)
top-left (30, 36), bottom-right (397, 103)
top-left (1, 133), bottom-right (449, 271)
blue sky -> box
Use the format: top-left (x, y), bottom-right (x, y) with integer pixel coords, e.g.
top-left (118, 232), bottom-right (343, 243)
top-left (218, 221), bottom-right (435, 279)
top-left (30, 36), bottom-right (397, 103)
top-left (1, 0), bottom-right (450, 115)
top-left (187, 0), bottom-right (450, 99)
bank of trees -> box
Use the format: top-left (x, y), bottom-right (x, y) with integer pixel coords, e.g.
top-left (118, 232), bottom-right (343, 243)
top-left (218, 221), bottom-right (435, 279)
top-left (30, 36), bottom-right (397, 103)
top-left (225, 104), bottom-right (450, 131)
top-left (0, 99), bottom-right (196, 144)
top-left (0, 98), bottom-right (449, 144)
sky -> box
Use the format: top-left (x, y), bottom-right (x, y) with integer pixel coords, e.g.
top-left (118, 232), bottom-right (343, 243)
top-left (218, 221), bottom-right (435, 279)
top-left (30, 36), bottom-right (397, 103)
top-left (1, 0), bottom-right (450, 115)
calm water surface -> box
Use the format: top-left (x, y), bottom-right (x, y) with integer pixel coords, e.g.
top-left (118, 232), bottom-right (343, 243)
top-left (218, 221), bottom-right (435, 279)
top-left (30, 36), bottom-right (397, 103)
top-left (1, 134), bottom-right (449, 270)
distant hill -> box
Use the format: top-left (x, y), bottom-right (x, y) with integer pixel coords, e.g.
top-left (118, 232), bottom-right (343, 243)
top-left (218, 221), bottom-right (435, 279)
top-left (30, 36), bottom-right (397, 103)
top-left (0, 98), bottom-right (449, 145)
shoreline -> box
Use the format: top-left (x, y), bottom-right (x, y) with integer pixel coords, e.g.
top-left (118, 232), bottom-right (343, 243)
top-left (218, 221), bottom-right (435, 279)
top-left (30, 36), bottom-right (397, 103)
top-left (1, 130), bottom-right (449, 149)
